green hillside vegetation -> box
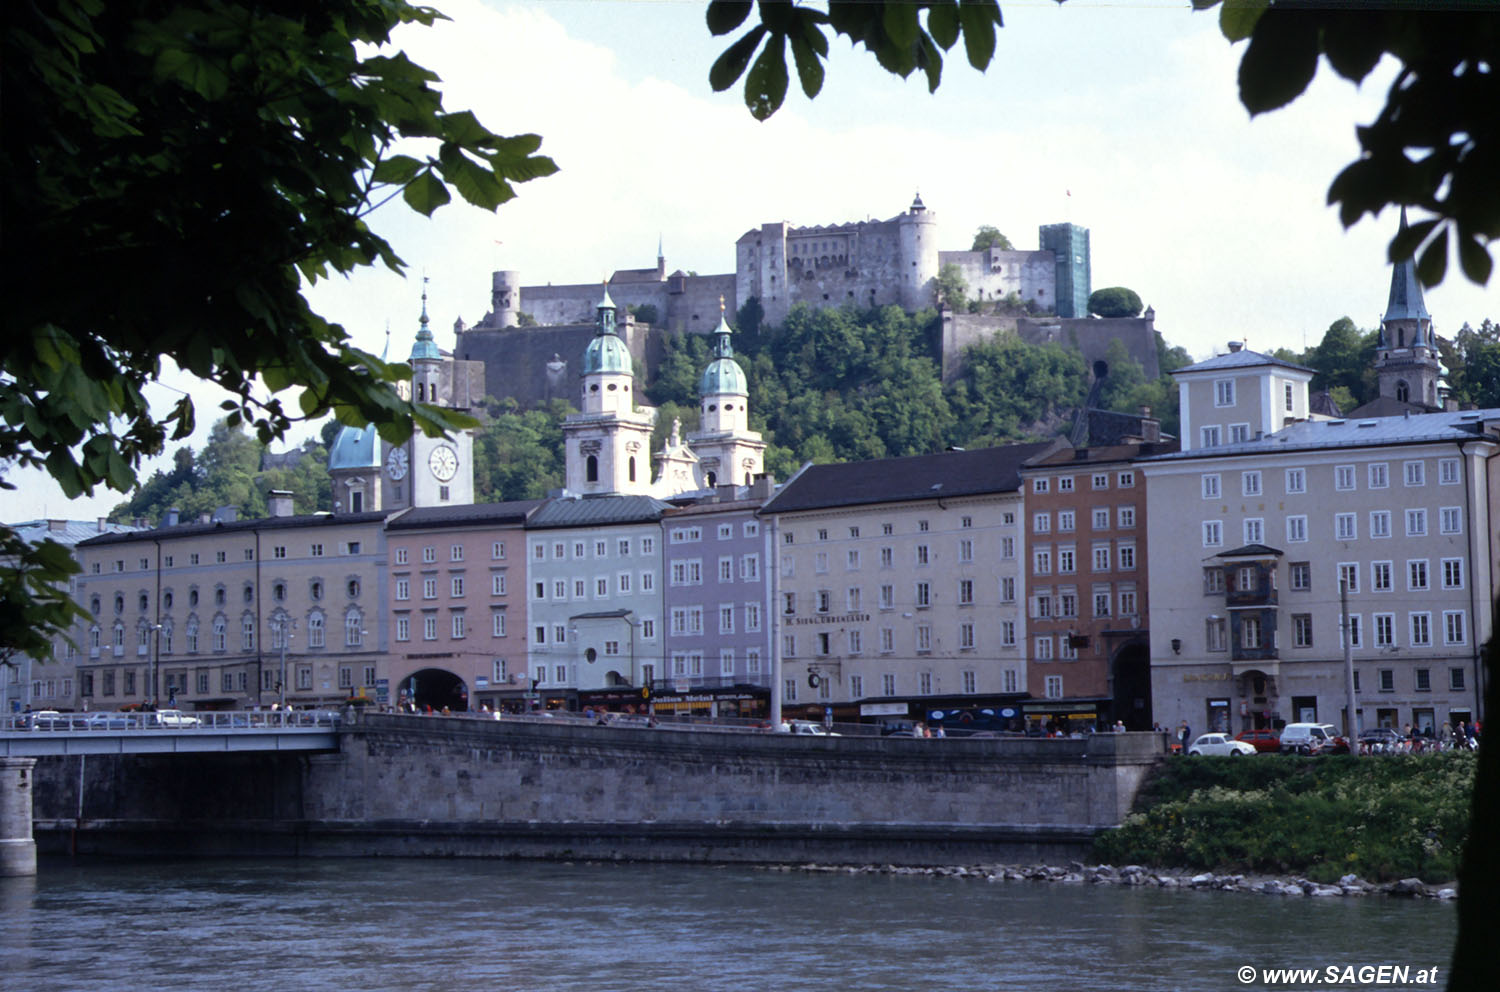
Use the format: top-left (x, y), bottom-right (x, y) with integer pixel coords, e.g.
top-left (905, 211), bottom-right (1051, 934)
top-left (1093, 752), bottom-right (1477, 883)
top-left (110, 307), bottom-right (1494, 524)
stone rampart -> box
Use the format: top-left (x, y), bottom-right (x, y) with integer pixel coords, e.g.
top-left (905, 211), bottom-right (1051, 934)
top-left (30, 716), bottom-right (1162, 865)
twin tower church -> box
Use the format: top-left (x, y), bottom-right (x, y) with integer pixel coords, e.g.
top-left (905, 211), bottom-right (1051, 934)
top-left (327, 285), bottom-right (765, 513)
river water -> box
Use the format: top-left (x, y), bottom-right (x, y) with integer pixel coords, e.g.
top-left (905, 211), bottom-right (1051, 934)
top-left (1, 858), bottom-right (1454, 992)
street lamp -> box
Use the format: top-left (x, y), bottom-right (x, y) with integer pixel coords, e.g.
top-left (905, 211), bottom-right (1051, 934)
top-left (144, 621), bottom-right (162, 708)
top-left (270, 615), bottom-right (296, 710)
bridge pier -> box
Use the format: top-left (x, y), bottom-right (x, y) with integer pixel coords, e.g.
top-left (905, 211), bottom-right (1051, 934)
top-left (1, 757), bottom-right (37, 876)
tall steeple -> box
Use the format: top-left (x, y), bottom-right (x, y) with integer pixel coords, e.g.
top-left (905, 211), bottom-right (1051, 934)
top-left (687, 297), bottom-right (764, 488)
top-left (1373, 209), bottom-right (1442, 410)
top-left (562, 282), bottom-right (657, 495)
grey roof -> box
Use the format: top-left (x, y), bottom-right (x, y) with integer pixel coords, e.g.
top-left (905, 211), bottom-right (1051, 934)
top-left (526, 494), bottom-right (673, 530)
top-left (7, 519), bottom-right (144, 547)
top-left (1174, 349), bottom-right (1314, 375)
top-left (327, 424), bottom-right (382, 471)
top-left (761, 441), bottom-right (1062, 515)
top-left (386, 499), bottom-right (543, 531)
top-left (1216, 543), bottom-right (1283, 559)
top-left (76, 510), bottom-right (388, 547)
top-left (1145, 408), bottom-right (1500, 463)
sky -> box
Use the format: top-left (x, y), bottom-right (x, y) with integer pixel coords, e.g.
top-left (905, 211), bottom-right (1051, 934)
top-left (6, 0), bottom-right (1496, 523)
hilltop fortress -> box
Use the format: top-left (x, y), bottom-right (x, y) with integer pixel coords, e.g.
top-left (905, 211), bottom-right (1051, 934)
top-left (452, 195), bottom-right (1159, 409)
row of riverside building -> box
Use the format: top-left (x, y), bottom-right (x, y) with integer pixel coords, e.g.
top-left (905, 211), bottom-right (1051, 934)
top-left (15, 234), bottom-right (1499, 736)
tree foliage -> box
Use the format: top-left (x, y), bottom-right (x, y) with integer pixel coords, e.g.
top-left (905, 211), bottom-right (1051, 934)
top-left (1, 0), bottom-right (556, 653)
top-left (1440, 319), bottom-right (1500, 410)
top-left (934, 264), bottom-right (969, 312)
top-left (709, 1), bottom-right (1496, 287)
top-left (971, 225), bottom-right (1013, 252)
top-left (1088, 286), bottom-right (1144, 318)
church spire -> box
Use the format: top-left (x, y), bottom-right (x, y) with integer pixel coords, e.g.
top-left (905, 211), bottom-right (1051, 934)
top-left (410, 275), bottom-right (440, 362)
top-left (1381, 207), bottom-right (1432, 349)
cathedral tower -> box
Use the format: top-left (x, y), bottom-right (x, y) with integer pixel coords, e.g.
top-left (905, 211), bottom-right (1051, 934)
top-left (1373, 209), bottom-right (1442, 411)
top-left (688, 299), bottom-right (765, 488)
top-left (562, 285), bottom-right (657, 494)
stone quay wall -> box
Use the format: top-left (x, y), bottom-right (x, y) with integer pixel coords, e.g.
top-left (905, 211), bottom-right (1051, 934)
top-left (30, 715), bottom-right (1163, 865)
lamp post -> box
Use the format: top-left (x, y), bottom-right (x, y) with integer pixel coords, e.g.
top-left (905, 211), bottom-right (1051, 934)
top-left (271, 615), bottom-right (296, 710)
top-left (144, 621), bottom-right (162, 708)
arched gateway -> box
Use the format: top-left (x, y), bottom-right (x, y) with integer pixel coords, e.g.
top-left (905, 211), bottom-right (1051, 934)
top-left (400, 668), bottom-right (468, 712)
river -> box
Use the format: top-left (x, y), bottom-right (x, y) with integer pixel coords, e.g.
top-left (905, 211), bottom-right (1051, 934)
top-left (0, 858), bottom-right (1454, 991)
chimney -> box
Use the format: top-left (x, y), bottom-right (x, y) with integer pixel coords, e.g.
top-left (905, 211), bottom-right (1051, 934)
top-left (267, 490), bottom-right (295, 518)
top-left (212, 506), bottom-right (238, 524)
top-left (48, 519), bottom-right (66, 532)
top-left (97, 517), bottom-right (107, 532)
top-left (163, 508), bottom-right (180, 528)
top-left (1227, 341), bottom-right (1243, 353)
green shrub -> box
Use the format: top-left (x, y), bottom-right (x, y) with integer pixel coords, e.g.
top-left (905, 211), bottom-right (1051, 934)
top-left (1093, 753), bottom-right (1475, 882)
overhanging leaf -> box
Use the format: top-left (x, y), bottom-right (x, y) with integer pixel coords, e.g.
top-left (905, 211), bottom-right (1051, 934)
top-left (710, 26), bottom-right (766, 92)
top-left (744, 34), bottom-right (789, 121)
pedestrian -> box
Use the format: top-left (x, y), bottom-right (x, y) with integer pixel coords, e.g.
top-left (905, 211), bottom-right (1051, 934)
top-left (1178, 721), bottom-right (1191, 755)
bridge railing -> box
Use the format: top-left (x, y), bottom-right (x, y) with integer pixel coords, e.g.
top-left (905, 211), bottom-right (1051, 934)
top-left (0, 710), bottom-right (343, 733)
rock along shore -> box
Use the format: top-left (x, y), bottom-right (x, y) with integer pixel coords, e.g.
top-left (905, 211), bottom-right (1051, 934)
top-left (763, 862), bottom-right (1458, 901)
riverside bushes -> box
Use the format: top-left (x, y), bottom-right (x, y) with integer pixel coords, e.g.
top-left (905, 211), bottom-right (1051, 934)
top-left (1092, 752), bottom-right (1476, 883)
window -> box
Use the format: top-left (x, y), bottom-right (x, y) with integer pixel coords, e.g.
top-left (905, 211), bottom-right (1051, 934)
top-left (1000, 577), bottom-right (1016, 603)
top-left (1404, 461), bottom-right (1425, 487)
top-left (396, 579), bottom-right (411, 601)
top-left (880, 628), bottom-right (894, 653)
top-left (1034, 549), bottom-right (1052, 575)
top-left (1405, 508), bottom-right (1427, 536)
top-left (1205, 618), bottom-right (1226, 652)
top-left (1055, 476), bottom-right (1074, 493)
top-left (745, 603), bottom-right (761, 632)
top-left (1092, 508), bottom-right (1110, 530)
top-left (308, 613), bottom-right (325, 648)
top-left (492, 613), bottom-right (507, 637)
top-left (1044, 675), bottom-right (1063, 699)
top-left (1243, 518), bottom-right (1263, 544)
top-left (846, 549), bottom-right (861, 570)
top-left (1214, 379), bottom-right (1235, 407)
top-left (1093, 589), bottom-right (1111, 617)
top-left (1034, 512), bottom-right (1051, 534)
top-left (1118, 587), bottom-right (1137, 616)
top-left (1000, 621), bottom-right (1016, 647)
top-left (1229, 424), bottom-right (1250, 445)
top-left (1200, 426), bottom-right (1221, 448)
top-left (958, 539), bottom-right (973, 562)
top-left (1413, 668), bottom-right (1431, 693)
top-left (1092, 545), bottom-right (1110, 572)
top-left (1118, 471), bottom-right (1134, 488)
top-left (1241, 616), bottom-right (1262, 649)
top-left (1344, 614), bottom-right (1362, 649)
top-left (345, 542), bottom-right (360, 556)
top-left (1286, 516), bottom-right (1307, 543)
top-left (915, 545), bottom-right (929, 566)
top-left (958, 579), bottom-right (973, 605)
top-left (1241, 471), bottom-right (1262, 496)
top-left (1059, 591), bottom-right (1077, 618)
top-left (916, 625), bottom-right (932, 653)
top-left (1374, 613), bottom-right (1395, 648)
top-left (1284, 382), bottom-right (1295, 411)
top-left (451, 614), bottom-right (466, 639)
top-left (1451, 668), bottom-right (1466, 691)
top-left (1202, 521), bottom-right (1222, 547)
top-left (1058, 548), bottom-right (1075, 573)
top-left (1335, 465), bottom-right (1355, 491)
top-left (1372, 561), bottom-right (1392, 592)
top-left (1439, 507), bottom-right (1462, 535)
top-left (492, 542), bottom-right (506, 560)
top-left (1335, 513), bottom-right (1356, 541)
top-left (1379, 668), bottom-right (1395, 692)
top-left (1033, 478), bottom-right (1050, 494)
top-left (915, 582), bottom-right (931, 608)
top-left (1035, 636), bottom-right (1053, 660)
top-left (1057, 511), bottom-right (1075, 533)
top-left (1204, 567), bottom-right (1226, 594)
top-left (1117, 543), bottom-right (1136, 570)
top-left (1407, 559), bottom-right (1429, 591)
top-left (848, 630), bottom-right (862, 655)
top-left (451, 576), bottom-right (465, 597)
top-left (1092, 473), bottom-right (1109, 490)
top-left (1338, 562), bottom-right (1359, 594)
top-left (817, 590), bottom-right (832, 614)
top-left (1369, 463), bottom-right (1389, 489)
top-left (1442, 558), bottom-right (1464, 589)
top-left (1438, 458), bottom-right (1460, 485)
top-left (1369, 510), bottom-right (1391, 538)
top-left (879, 585), bottom-right (894, 610)
top-left (423, 578), bottom-right (438, 600)
top-left (1000, 537), bottom-right (1015, 560)
top-left (1444, 611), bottom-right (1466, 645)
top-left (1410, 612), bottom-right (1432, 647)
top-left (814, 552), bottom-right (829, 573)
top-left (1293, 614), bottom-right (1313, 648)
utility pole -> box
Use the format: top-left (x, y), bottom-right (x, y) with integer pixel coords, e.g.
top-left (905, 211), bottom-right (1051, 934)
top-left (1341, 575), bottom-right (1360, 754)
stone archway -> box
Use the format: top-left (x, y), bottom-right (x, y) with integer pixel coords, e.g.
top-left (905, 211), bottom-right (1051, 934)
top-left (400, 667), bottom-right (469, 712)
top-left (1111, 641), bottom-right (1152, 731)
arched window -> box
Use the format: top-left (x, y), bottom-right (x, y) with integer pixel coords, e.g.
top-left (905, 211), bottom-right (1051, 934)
top-left (345, 609), bottom-right (364, 647)
top-left (138, 593), bottom-right (149, 612)
top-left (243, 583), bottom-right (254, 603)
top-left (628, 456), bottom-right (637, 482)
top-left (273, 582), bottom-right (286, 602)
top-left (347, 578), bottom-right (360, 599)
top-left (185, 616), bottom-right (200, 653)
top-left (114, 594), bottom-right (124, 614)
top-left (308, 611), bottom-right (326, 648)
top-left (212, 615), bottom-right (227, 652)
top-left (586, 455), bottom-right (598, 482)
top-left (1396, 380), bottom-right (1410, 403)
top-left (90, 595), bottom-right (101, 615)
top-left (242, 613), bottom-right (256, 651)
top-left (706, 471), bottom-right (717, 487)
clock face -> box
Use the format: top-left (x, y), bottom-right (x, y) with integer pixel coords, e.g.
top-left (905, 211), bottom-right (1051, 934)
top-left (385, 446), bottom-right (409, 481)
top-left (428, 444), bottom-right (458, 482)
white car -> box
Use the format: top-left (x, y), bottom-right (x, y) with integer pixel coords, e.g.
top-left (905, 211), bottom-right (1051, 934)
top-left (149, 709), bottom-right (201, 729)
top-left (1187, 732), bottom-right (1255, 757)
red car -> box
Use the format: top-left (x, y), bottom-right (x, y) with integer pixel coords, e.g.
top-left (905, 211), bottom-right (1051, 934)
top-left (1235, 729), bottom-right (1281, 753)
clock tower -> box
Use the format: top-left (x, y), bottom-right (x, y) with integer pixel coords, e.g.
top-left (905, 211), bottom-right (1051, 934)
top-left (401, 281), bottom-right (474, 508)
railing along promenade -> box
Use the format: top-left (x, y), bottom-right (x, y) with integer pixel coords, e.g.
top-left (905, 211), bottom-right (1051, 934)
top-left (0, 709), bottom-right (342, 756)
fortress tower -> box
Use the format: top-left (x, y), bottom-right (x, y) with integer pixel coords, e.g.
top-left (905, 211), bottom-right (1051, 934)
top-left (897, 193), bottom-right (941, 313)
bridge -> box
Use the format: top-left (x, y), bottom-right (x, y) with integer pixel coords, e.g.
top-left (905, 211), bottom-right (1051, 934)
top-left (0, 710), bottom-right (341, 757)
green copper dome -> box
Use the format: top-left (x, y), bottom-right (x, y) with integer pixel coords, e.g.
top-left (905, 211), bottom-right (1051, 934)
top-left (582, 284), bottom-right (632, 375)
top-left (409, 284), bottom-right (441, 362)
top-left (698, 310), bottom-right (746, 396)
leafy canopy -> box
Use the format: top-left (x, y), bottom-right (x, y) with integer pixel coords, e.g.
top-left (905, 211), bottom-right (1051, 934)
top-left (708, 1), bottom-right (1497, 289)
top-left (1, 0), bottom-right (556, 653)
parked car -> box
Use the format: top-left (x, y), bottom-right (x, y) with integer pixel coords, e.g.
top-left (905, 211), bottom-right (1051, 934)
top-left (1279, 722), bottom-right (1342, 754)
top-left (85, 711), bottom-right (135, 730)
top-left (1186, 732), bottom-right (1256, 757)
top-left (783, 720), bottom-right (840, 736)
top-left (1235, 729), bottom-right (1281, 753)
top-left (26, 710), bottom-right (70, 730)
top-left (147, 709), bottom-right (201, 729)
top-left (1359, 727), bottom-right (1406, 753)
